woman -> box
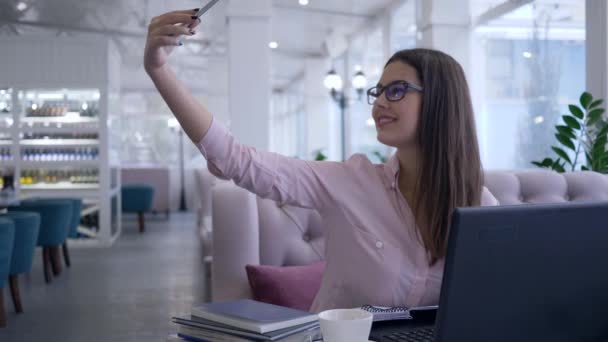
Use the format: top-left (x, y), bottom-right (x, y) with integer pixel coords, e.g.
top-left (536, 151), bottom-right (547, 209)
top-left (144, 9), bottom-right (498, 313)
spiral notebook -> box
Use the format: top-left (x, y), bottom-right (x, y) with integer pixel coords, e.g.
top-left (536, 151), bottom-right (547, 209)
top-left (361, 305), bottom-right (438, 322)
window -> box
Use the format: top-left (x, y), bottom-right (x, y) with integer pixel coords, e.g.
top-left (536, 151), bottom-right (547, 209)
top-left (348, 28), bottom-right (386, 162)
top-left (270, 90), bottom-right (306, 158)
top-left (475, 1), bottom-right (586, 170)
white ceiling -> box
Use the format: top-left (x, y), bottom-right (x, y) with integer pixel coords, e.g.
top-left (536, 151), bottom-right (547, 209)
top-left (0, 0), bottom-right (400, 92)
top-left (0, 0), bottom-right (586, 93)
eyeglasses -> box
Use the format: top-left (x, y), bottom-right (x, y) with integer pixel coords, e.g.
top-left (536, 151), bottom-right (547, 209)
top-left (366, 80), bottom-right (423, 105)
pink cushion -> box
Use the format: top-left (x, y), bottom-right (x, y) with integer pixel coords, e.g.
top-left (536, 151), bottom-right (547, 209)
top-left (245, 261), bottom-right (326, 312)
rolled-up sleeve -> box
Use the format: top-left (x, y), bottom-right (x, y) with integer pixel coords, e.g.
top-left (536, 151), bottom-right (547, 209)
top-left (196, 118), bottom-right (358, 210)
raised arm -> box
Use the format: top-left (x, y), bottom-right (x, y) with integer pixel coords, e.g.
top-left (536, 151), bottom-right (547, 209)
top-left (144, 9), bottom-right (211, 143)
top-left (143, 9), bottom-right (364, 211)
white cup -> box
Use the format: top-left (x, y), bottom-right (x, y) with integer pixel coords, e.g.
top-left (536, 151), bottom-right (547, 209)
top-left (318, 308), bottom-right (373, 342)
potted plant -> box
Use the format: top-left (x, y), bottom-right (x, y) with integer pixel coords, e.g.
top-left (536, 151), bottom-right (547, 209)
top-left (532, 92), bottom-right (608, 173)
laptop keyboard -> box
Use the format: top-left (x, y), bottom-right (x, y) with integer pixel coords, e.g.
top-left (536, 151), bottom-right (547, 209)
top-left (377, 327), bottom-right (435, 342)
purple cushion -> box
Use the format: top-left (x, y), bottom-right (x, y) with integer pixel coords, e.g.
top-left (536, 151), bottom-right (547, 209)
top-left (245, 261), bottom-right (326, 312)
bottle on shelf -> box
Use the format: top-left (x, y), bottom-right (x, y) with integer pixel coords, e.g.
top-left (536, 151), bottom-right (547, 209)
top-left (21, 147), bottom-right (99, 162)
top-left (1, 169), bottom-right (16, 198)
top-left (21, 169), bottom-right (99, 186)
top-left (0, 148), bottom-right (11, 161)
top-left (26, 102), bottom-right (68, 118)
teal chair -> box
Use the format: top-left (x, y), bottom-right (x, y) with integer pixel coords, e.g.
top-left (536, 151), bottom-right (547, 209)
top-left (0, 218), bottom-right (15, 328)
top-left (1, 212), bottom-right (40, 314)
top-left (121, 184), bottom-right (155, 233)
top-left (62, 198), bottom-right (83, 268)
top-left (9, 199), bottom-right (72, 283)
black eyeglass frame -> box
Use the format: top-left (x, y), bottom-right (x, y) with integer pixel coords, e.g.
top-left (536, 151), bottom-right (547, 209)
top-left (366, 80), bottom-right (424, 105)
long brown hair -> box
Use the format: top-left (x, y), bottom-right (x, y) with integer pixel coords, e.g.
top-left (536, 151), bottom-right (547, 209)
top-left (386, 49), bottom-right (483, 265)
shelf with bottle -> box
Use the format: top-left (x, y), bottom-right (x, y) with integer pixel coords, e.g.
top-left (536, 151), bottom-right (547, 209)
top-left (0, 88), bottom-right (12, 116)
top-left (20, 168), bottom-right (99, 189)
top-left (0, 168), bottom-right (16, 199)
top-left (21, 147), bottom-right (99, 162)
top-left (0, 147), bottom-right (13, 162)
top-left (20, 116), bottom-right (99, 126)
top-left (20, 161), bottom-right (99, 169)
top-left (20, 139), bottom-right (99, 147)
top-left (19, 89), bottom-right (100, 120)
top-left (21, 183), bottom-right (99, 190)
top-left (20, 132), bottom-right (99, 147)
top-left (0, 116), bottom-right (13, 130)
top-left (19, 125), bottom-right (98, 135)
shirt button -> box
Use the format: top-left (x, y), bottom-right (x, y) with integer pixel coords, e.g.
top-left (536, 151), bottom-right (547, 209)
top-left (376, 241), bottom-right (384, 249)
top-left (302, 234), bottom-right (311, 242)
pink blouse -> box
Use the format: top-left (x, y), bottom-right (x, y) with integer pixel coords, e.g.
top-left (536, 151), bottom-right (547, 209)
top-left (197, 118), bottom-right (499, 313)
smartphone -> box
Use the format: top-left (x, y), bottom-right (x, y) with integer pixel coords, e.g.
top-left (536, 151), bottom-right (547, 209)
top-left (195, 0), bottom-right (221, 18)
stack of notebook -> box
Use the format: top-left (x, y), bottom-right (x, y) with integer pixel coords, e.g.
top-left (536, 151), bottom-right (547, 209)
top-left (171, 299), bottom-right (320, 342)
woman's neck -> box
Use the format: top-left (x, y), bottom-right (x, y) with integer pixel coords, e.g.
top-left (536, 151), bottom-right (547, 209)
top-left (396, 146), bottom-right (419, 197)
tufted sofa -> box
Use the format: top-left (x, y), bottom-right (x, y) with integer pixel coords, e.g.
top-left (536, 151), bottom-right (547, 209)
top-left (209, 169), bottom-right (608, 302)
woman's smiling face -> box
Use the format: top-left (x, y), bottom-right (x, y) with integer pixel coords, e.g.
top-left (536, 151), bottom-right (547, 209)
top-left (371, 61), bottom-right (423, 149)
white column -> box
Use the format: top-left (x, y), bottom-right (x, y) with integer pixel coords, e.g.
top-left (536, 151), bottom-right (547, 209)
top-left (206, 56), bottom-right (229, 125)
top-left (415, 0), bottom-right (472, 78)
top-left (470, 36), bottom-right (488, 163)
top-left (382, 9), bottom-right (393, 61)
top-left (343, 50), bottom-right (352, 160)
top-left (586, 0), bottom-right (608, 105)
top-left (226, 0), bottom-right (272, 150)
top-left (382, 13), bottom-right (396, 159)
top-left (304, 58), bottom-right (331, 159)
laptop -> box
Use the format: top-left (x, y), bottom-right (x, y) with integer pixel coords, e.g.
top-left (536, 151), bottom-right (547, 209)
top-left (370, 202), bottom-right (608, 342)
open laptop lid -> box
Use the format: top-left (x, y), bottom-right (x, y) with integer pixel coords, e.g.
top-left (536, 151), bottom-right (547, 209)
top-left (436, 202), bottom-right (608, 342)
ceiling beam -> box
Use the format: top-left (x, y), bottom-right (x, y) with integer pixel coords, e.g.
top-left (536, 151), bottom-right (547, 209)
top-left (347, 0), bottom-right (407, 44)
top-left (473, 0), bottom-right (535, 27)
top-left (273, 70), bottom-right (305, 93)
top-left (0, 18), bottom-right (213, 45)
top-left (273, 4), bottom-right (372, 19)
top-left (273, 48), bottom-right (325, 59)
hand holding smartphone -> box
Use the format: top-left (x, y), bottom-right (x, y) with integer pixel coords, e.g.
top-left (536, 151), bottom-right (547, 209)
top-left (194, 0), bottom-right (221, 18)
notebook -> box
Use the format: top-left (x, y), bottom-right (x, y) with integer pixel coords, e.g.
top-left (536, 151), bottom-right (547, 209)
top-left (361, 305), bottom-right (438, 322)
top-left (176, 324), bottom-right (320, 342)
top-left (172, 316), bottom-right (319, 341)
top-left (191, 299), bottom-right (318, 334)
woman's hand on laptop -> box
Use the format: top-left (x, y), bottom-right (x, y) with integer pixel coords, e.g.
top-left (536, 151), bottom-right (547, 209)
top-left (144, 9), bottom-right (201, 74)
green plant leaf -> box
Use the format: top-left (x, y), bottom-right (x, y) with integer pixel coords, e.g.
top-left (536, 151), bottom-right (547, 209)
top-left (599, 155), bottom-right (608, 171)
top-left (544, 158), bottom-right (555, 167)
top-left (587, 109), bottom-right (606, 127)
top-left (553, 159), bottom-right (566, 173)
top-left (580, 92), bottom-right (593, 109)
top-left (551, 146), bottom-right (572, 165)
top-left (585, 151), bottom-right (594, 168)
top-left (599, 127), bottom-right (608, 139)
top-left (556, 133), bottom-right (576, 151)
top-left (563, 115), bottom-right (581, 130)
top-left (589, 99), bottom-right (604, 109)
top-left (532, 158), bottom-right (554, 168)
top-left (601, 155), bottom-right (608, 170)
top-left (569, 105), bottom-right (585, 120)
top-left (597, 123), bottom-right (608, 138)
top-left (531, 161), bottom-right (545, 168)
top-left (556, 125), bottom-right (577, 140)
top-left (581, 165), bottom-right (590, 171)
top-left (593, 136), bottom-right (608, 155)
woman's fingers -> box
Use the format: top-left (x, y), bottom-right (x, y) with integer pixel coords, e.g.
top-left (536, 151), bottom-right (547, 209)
top-left (149, 13), bottom-right (197, 30)
top-left (188, 16), bottom-right (202, 30)
top-left (150, 24), bottom-right (195, 38)
top-left (148, 36), bottom-right (182, 48)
